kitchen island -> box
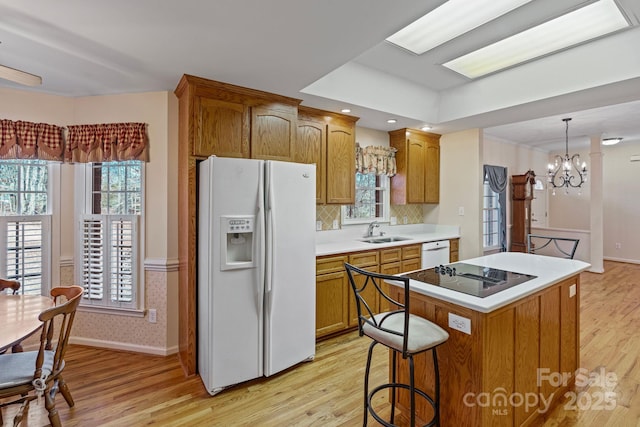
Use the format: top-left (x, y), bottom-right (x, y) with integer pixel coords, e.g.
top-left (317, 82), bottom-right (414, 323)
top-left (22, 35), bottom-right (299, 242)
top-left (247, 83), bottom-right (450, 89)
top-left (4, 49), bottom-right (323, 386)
top-left (387, 252), bottom-right (590, 427)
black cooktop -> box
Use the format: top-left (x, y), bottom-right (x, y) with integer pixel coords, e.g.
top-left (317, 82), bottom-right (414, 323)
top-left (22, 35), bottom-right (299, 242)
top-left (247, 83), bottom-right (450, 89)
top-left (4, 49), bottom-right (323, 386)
top-left (401, 263), bottom-right (537, 298)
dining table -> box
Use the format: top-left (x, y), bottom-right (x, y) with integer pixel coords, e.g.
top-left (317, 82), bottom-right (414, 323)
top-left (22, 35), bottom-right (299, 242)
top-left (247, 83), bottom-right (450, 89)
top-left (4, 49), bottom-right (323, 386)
top-left (0, 294), bottom-right (53, 353)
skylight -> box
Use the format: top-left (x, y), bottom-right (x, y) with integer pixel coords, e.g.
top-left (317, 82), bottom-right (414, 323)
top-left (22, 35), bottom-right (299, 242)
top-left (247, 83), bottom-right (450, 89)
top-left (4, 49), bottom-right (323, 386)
top-left (443, 0), bottom-right (629, 79)
top-left (385, 0), bottom-right (533, 55)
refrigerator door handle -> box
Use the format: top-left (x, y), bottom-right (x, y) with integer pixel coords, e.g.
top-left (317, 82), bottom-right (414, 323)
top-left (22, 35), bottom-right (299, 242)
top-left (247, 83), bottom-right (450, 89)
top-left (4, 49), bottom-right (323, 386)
top-left (265, 162), bottom-right (275, 295)
top-left (257, 162), bottom-right (266, 314)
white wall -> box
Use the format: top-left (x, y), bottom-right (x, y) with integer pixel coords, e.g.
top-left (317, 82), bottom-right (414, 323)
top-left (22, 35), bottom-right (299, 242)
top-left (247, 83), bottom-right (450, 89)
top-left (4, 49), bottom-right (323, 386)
top-left (602, 140), bottom-right (640, 263)
top-left (425, 129), bottom-right (483, 260)
top-left (355, 126), bottom-right (388, 147)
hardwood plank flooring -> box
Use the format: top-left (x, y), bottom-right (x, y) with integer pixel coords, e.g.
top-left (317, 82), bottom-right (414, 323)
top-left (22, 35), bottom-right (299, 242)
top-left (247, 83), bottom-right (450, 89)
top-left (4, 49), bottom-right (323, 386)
top-left (2, 260), bottom-right (640, 426)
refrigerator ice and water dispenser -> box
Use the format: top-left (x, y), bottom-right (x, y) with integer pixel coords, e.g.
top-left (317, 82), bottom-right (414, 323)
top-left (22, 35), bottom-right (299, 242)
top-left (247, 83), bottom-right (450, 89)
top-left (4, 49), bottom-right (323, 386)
top-left (220, 215), bottom-right (255, 270)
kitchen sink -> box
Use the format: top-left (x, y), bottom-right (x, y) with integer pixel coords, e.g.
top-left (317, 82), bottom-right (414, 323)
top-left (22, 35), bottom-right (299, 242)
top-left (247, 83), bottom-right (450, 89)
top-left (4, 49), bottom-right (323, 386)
top-left (360, 236), bottom-right (412, 244)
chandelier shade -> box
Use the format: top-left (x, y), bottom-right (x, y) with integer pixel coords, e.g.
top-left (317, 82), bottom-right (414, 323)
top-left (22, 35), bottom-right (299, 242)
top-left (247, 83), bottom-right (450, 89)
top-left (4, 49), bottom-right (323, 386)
top-left (547, 118), bottom-right (587, 195)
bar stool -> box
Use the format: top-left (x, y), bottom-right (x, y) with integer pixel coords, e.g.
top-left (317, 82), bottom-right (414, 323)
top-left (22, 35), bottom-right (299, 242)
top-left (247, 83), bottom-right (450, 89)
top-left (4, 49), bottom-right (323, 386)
top-left (345, 263), bottom-right (449, 426)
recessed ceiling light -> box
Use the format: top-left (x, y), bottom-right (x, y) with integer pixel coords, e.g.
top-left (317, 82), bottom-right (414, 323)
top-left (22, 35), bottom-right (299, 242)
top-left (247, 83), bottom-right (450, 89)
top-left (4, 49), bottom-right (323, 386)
top-left (602, 137), bottom-right (622, 145)
top-left (386, 0), bottom-right (533, 55)
top-left (387, 119), bottom-right (397, 124)
top-left (421, 125), bottom-right (432, 131)
top-left (341, 108), bottom-right (351, 113)
top-left (443, 0), bottom-right (629, 79)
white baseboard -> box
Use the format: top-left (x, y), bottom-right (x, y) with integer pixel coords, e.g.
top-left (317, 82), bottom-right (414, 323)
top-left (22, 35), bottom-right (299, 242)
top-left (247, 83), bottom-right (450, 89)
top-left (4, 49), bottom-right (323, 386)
top-left (604, 256), bottom-right (640, 265)
top-left (69, 337), bottom-right (179, 356)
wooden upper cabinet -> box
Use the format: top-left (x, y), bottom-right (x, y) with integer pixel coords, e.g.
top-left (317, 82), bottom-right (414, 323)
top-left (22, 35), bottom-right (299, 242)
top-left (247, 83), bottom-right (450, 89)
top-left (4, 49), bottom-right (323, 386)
top-left (326, 122), bottom-right (356, 204)
top-left (296, 106), bottom-right (358, 205)
top-left (424, 138), bottom-right (440, 203)
top-left (406, 136), bottom-right (426, 203)
top-left (296, 109), bottom-right (326, 204)
top-left (389, 128), bottom-right (441, 204)
top-left (195, 97), bottom-right (250, 158)
top-left (251, 103), bottom-right (297, 161)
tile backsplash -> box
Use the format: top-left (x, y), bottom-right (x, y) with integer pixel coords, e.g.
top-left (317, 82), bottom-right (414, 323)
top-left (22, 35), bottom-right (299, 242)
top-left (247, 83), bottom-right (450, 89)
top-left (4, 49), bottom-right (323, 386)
top-left (316, 204), bottom-right (423, 231)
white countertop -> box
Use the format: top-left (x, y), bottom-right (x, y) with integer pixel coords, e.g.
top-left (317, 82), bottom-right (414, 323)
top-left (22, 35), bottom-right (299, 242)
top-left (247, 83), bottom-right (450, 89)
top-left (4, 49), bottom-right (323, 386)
top-left (315, 223), bottom-right (460, 257)
top-left (398, 252), bottom-right (590, 313)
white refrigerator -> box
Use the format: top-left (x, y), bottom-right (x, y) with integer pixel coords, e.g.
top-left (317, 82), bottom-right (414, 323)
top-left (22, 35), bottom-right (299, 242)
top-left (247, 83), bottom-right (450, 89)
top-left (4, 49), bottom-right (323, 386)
top-left (198, 156), bottom-right (316, 396)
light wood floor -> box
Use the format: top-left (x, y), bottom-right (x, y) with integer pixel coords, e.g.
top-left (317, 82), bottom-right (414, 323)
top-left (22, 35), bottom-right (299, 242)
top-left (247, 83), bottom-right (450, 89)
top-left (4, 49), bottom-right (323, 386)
top-left (3, 260), bottom-right (640, 426)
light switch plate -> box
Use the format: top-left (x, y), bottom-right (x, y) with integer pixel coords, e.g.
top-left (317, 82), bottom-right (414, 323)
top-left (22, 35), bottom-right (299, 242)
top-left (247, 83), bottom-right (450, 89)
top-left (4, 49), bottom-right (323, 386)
top-left (448, 312), bottom-right (471, 335)
top-left (316, 221), bottom-right (323, 231)
top-left (390, 216), bottom-right (397, 225)
top-left (569, 284), bottom-right (576, 298)
top-left (332, 219), bottom-right (339, 230)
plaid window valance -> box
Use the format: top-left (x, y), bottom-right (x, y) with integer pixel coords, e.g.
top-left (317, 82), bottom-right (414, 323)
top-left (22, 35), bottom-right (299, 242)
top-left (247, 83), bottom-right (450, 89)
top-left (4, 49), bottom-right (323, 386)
top-left (65, 123), bottom-right (148, 163)
top-left (0, 119), bottom-right (148, 163)
top-left (0, 119), bottom-right (65, 161)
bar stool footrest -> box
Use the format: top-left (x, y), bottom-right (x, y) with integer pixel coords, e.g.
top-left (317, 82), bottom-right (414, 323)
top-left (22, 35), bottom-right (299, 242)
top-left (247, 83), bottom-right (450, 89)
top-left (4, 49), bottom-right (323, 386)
top-left (368, 382), bottom-right (438, 427)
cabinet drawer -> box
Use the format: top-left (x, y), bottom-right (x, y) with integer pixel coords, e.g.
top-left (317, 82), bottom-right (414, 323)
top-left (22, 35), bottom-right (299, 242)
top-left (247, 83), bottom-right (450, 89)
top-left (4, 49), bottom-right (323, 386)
top-left (380, 248), bottom-right (402, 264)
top-left (316, 255), bottom-right (348, 275)
top-left (349, 251), bottom-right (379, 268)
top-left (402, 244), bottom-right (421, 260)
top-left (401, 258), bottom-right (421, 273)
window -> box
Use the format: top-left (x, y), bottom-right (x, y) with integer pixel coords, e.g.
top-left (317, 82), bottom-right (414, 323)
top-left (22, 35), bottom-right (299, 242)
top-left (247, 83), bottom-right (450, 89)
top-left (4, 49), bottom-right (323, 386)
top-left (342, 172), bottom-right (390, 224)
top-left (77, 161), bottom-right (143, 310)
top-left (483, 178), bottom-right (501, 250)
top-left (0, 160), bottom-right (50, 295)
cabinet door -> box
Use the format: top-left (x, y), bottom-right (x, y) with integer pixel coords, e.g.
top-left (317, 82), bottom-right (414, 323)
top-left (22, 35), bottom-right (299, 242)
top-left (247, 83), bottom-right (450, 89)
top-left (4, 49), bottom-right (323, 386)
top-left (316, 271), bottom-right (349, 338)
top-left (424, 138), bottom-right (440, 203)
top-left (407, 138), bottom-right (426, 203)
top-left (251, 104), bottom-right (297, 161)
top-left (401, 258), bottom-right (421, 272)
top-left (326, 123), bottom-right (355, 204)
top-left (347, 264), bottom-right (380, 327)
top-left (380, 262), bottom-right (402, 313)
top-left (296, 119), bottom-right (326, 204)
top-left (195, 97), bottom-right (249, 158)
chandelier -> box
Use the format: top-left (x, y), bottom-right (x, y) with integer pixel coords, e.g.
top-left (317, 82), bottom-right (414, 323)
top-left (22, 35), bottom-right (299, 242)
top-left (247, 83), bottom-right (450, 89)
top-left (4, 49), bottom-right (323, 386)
top-left (547, 118), bottom-right (587, 195)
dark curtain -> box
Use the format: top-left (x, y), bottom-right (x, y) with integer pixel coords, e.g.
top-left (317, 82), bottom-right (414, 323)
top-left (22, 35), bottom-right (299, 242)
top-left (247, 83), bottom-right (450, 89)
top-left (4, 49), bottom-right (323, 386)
top-left (484, 165), bottom-right (508, 252)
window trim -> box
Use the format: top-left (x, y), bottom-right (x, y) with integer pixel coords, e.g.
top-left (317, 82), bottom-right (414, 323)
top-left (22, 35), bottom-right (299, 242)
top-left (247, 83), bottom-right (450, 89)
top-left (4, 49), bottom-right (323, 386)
top-left (341, 173), bottom-right (390, 225)
top-left (74, 163), bottom-right (145, 315)
top-left (482, 178), bottom-right (502, 251)
top-left (0, 160), bottom-right (58, 296)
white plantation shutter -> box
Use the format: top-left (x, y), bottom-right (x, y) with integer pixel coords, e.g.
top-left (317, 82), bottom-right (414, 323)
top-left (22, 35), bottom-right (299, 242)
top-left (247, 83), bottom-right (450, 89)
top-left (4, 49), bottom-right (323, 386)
top-left (81, 217), bottom-right (104, 300)
top-left (109, 217), bottom-right (135, 303)
top-left (0, 216), bottom-right (50, 295)
top-left (79, 214), bottom-right (137, 308)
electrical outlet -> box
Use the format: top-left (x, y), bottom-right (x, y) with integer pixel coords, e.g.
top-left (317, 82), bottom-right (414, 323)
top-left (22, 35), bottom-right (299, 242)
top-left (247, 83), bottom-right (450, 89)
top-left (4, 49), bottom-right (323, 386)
top-left (458, 206), bottom-right (465, 216)
top-left (148, 308), bottom-right (157, 323)
top-left (448, 312), bottom-right (471, 335)
top-left (332, 219), bottom-right (339, 230)
top-left (569, 284), bottom-right (576, 298)
top-left (615, 242), bottom-right (621, 249)
top-left (403, 216), bottom-right (408, 224)
top-left (316, 221), bottom-right (323, 231)
top-left (390, 216), bottom-right (397, 225)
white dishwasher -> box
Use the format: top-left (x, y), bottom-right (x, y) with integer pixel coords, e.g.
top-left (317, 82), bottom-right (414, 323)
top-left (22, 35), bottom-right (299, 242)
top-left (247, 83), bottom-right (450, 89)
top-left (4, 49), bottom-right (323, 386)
top-left (421, 240), bottom-right (450, 269)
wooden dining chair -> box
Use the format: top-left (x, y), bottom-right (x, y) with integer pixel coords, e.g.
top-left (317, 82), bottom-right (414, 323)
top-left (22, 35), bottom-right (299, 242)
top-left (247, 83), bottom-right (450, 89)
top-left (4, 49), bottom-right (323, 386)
top-left (0, 278), bottom-right (21, 295)
top-left (0, 279), bottom-right (22, 354)
top-left (0, 285), bottom-right (83, 427)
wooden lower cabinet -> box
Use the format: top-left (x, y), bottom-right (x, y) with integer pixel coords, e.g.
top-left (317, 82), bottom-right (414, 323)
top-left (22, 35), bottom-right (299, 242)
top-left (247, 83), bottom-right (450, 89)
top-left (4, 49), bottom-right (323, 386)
top-left (389, 275), bottom-right (580, 427)
top-left (315, 242), bottom-right (427, 339)
top-left (315, 255), bottom-right (349, 338)
top-left (348, 251), bottom-right (380, 327)
top-left (449, 238), bottom-right (460, 262)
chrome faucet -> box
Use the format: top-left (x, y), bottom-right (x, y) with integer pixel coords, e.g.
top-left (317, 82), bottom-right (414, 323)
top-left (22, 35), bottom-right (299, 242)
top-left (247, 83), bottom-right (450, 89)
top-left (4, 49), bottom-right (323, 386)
top-left (365, 221), bottom-right (380, 238)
